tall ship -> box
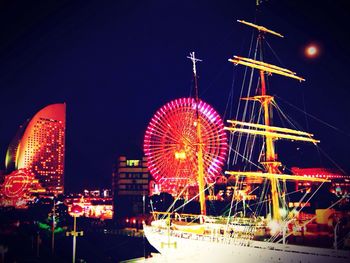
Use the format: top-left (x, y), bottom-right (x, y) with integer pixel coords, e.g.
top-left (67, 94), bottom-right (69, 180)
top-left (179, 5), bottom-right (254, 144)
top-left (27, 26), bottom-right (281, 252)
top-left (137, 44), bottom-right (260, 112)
top-left (142, 19), bottom-right (350, 263)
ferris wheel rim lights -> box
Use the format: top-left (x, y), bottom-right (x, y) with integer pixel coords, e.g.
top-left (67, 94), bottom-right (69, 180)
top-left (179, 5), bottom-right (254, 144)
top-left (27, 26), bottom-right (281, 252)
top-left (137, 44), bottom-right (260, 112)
top-left (144, 97), bottom-right (228, 191)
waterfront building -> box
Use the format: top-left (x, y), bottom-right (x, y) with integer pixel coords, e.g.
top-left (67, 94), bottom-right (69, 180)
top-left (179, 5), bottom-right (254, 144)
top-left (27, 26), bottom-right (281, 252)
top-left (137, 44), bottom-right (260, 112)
top-left (112, 156), bottom-right (152, 220)
top-left (291, 167), bottom-right (350, 196)
top-left (0, 103), bottom-right (66, 207)
top-left (64, 189), bottom-right (113, 220)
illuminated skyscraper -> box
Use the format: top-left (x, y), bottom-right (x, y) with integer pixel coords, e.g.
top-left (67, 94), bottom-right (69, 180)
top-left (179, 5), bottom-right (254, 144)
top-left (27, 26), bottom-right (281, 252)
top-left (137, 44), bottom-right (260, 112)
top-left (3, 103), bottom-right (66, 197)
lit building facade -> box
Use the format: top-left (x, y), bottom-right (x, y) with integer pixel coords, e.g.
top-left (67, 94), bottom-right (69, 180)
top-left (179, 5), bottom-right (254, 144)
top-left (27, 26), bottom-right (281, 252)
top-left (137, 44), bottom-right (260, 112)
top-left (64, 189), bottom-right (113, 220)
top-left (4, 119), bottom-right (29, 173)
top-left (291, 167), bottom-right (350, 196)
top-left (112, 156), bottom-right (152, 219)
top-left (2, 103), bottom-right (66, 201)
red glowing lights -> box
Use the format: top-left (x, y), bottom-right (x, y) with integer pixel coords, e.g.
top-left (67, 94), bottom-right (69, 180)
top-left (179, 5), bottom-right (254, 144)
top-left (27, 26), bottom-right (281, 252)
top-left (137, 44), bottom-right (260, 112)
top-left (0, 168), bottom-right (44, 208)
top-left (3, 169), bottom-right (31, 199)
top-left (69, 204), bottom-right (84, 217)
top-left (144, 98), bottom-right (228, 195)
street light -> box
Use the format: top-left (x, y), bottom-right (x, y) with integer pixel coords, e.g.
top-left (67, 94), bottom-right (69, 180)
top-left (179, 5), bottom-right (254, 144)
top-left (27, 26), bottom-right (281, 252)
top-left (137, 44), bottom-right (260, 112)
top-left (51, 200), bottom-right (63, 255)
top-left (66, 205), bottom-right (84, 263)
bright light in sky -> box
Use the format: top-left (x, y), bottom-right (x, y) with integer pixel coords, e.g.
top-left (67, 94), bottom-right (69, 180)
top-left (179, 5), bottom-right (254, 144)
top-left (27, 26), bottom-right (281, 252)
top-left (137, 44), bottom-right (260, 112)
top-left (305, 44), bottom-right (320, 58)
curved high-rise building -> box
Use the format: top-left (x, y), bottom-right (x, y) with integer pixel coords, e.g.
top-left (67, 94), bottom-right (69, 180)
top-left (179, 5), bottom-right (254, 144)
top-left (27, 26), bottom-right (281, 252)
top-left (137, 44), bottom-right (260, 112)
top-left (3, 103), bottom-right (66, 197)
top-left (5, 119), bottom-right (29, 173)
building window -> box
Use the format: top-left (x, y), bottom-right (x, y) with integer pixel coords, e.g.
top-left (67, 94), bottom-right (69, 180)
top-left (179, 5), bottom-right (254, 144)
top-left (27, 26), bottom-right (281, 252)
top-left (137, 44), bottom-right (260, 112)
top-left (126, 160), bottom-right (140, 167)
top-left (132, 173), bottom-right (140, 179)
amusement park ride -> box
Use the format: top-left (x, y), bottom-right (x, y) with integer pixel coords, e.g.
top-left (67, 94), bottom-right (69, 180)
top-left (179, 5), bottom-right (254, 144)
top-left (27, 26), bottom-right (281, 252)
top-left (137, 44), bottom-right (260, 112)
top-left (142, 20), bottom-right (350, 262)
top-left (143, 96), bottom-right (227, 201)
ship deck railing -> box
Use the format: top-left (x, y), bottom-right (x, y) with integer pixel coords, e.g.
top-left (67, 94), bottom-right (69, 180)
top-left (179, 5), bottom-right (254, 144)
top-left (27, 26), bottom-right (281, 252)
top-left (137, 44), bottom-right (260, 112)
top-left (150, 225), bottom-right (255, 245)
top-left (150, 212), bottom-right (265, 226)
top-left (146, 225), bottom-right (350, 259)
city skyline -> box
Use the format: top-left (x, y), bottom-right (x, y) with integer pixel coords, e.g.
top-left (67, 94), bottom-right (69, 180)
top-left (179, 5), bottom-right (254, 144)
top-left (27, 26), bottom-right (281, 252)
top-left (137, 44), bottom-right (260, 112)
top-left (0, 1), bottom-right (349, 192)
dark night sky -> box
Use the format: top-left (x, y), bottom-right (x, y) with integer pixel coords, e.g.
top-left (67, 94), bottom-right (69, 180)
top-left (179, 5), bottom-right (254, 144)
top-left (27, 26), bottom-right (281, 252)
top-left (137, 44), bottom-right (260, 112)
top-left (0, 0), bottom-right (349, 192)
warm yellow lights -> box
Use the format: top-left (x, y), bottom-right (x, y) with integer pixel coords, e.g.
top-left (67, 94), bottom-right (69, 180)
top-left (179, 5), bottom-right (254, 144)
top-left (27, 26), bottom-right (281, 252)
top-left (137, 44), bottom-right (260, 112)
top-left (237, 20), bottom-right (284, 38)
top-left (226, 120), bottom-right (313, 137)
top-left (224, 126), bottom-right (320, 144)
top-left (229, 56), bottom-right (305, 82)
top-left (175, 151), bottom-right (186, 160)
top-left (126, 160), bottom-right (140, 166)
top-left (225, 171), bottom-right (330, 183)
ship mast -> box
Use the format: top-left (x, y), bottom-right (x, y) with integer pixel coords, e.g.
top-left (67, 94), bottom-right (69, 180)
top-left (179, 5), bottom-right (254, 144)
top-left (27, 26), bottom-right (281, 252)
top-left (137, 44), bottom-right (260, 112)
top-left (258, 26), bottom-right (281, 221)
top-left (225, 21), bottom-right (327, 222)
top-left (187, 52), bottom-right (206, 216)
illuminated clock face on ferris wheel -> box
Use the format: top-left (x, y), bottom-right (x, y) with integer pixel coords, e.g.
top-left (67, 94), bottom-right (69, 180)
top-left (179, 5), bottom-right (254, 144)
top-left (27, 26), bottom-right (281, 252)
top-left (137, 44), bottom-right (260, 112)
top-left (144, 98), bottom-right (228, 194)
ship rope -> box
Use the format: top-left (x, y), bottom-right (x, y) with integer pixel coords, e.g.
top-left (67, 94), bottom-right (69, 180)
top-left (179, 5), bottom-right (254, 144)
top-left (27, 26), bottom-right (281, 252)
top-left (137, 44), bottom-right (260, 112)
top-left (273, 102), bottom-right (289, 130)
top-left (254, 178), bottom-right (269, 217)
top-left (276, 180), bottom-right (285, 213)
top-left (268, 181), bottom-right (327, 243)
top-left (268, 189), bottom-right (311, 242)
top-left (230, 186), bottom-right (312, 215)
top-left (265, 36), bottom-right (312, 140)
top-left (271, 99), bottom-right (305, 132)
top-left (291, 181), bottom-right (325, 215)
top-left (233, 175), bottom-right (242, 217)
top-left (172, 183), bottom-right (215, 215)
top-left (232, 30), bottom-right (259, 166)
top-left (225, 67), bottom-right (237, 170)
top-left (223, 186), bottom-right (260, 218)
top-left (272, 98), bottom-right (348, 175)
top-left (302, 91), bottom-right (310, 132)
top-left (226, 176), bottom-right (240, 227)
top-left (234, 177), bottom-right (245, 216)
top-left (201, 26), bottom-right (238, 98)
top-left (257, 141), bottom-right (265, 163)
top-left (276, 95), bottom-right (350, 137)
top-left (270, 99), bottom-right (316, 173)
top-left (223, 26), bottom-right (254, 169)
top-left (228, 145), bottom-right (264, 170)
top-left (246, 103), bottom-right (263, 167)
top-left (160, 184), bottom-right (190, 220)
top-left (276, 196), bottom-right (347, 244)
top-left (265, 39), bottom-right (287, 69)
top-left (314, 146), bottom-right (348, 175)
top-left (241, 92), bottom-right (260, 164)
top-left (282, 179), bottom-right (289, 210)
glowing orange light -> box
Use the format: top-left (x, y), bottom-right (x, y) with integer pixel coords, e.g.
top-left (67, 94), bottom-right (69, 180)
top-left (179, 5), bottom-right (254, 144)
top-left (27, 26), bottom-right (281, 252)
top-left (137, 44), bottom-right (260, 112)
top-left (307, 46), bottom-right (316, 55)
top-left (305, 44), bottom-right (320, 58)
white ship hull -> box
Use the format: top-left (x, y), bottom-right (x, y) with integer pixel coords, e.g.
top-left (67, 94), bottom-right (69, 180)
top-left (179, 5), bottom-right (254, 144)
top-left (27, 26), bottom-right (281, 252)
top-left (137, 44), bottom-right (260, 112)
top-left (144, 224), bottom-right (350, 263)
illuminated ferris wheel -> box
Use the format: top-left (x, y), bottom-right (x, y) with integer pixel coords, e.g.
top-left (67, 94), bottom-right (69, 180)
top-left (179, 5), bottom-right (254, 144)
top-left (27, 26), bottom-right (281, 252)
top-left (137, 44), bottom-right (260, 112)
top-left (144, 97), bottom-right (228, 195)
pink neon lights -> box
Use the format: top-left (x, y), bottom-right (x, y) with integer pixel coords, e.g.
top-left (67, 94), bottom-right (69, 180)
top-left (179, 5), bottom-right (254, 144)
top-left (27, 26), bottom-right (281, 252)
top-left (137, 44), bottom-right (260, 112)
top-left (144, 98), bottom-right (228, 195)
